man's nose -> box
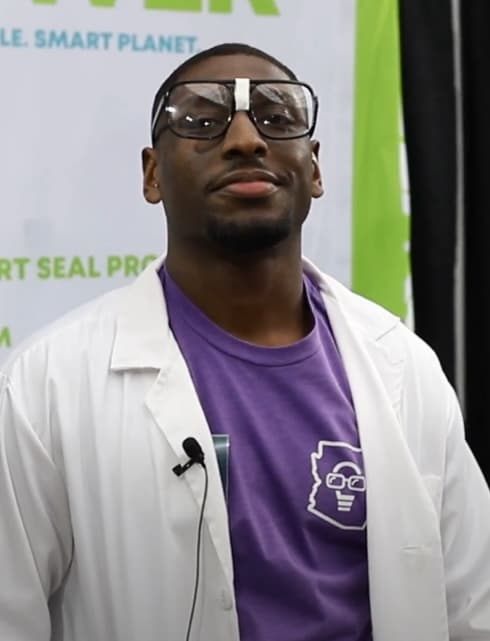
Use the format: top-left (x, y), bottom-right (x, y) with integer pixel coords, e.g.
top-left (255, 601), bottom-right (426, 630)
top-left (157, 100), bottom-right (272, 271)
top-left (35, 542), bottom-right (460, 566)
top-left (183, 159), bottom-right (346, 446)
top-left (221, 111), bottom-right (268, 158)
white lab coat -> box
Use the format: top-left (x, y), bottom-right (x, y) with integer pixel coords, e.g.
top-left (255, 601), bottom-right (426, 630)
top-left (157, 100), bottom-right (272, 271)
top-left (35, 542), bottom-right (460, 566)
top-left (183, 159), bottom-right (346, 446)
top-left (0, 257), bottom-right (489, 641)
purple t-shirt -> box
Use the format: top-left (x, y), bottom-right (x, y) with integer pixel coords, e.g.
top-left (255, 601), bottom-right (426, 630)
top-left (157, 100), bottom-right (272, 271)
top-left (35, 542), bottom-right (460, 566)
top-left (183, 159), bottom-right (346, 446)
top-left (161, 267), bottom-right (372, 641)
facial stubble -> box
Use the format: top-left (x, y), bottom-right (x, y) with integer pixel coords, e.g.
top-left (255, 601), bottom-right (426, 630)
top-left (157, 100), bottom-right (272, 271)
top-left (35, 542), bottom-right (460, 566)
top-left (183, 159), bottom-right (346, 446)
top-left (204, 206), bottom-right (294, 253)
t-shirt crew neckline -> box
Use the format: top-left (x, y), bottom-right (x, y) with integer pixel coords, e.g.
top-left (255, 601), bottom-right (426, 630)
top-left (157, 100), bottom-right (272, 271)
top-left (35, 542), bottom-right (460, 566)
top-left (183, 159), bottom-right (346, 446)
top-left (161, 266), bottom-right (322, 367)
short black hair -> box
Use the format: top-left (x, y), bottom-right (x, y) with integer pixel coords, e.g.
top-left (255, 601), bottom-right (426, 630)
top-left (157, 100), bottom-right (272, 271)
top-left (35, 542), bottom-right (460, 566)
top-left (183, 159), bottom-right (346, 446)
top-left (150, 42), bottom-right (298, 144)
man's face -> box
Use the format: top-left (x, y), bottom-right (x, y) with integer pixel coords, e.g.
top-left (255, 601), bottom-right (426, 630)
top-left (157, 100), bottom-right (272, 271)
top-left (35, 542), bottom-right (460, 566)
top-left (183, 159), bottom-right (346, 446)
top-left (143, 54), bottom-right (323, 254)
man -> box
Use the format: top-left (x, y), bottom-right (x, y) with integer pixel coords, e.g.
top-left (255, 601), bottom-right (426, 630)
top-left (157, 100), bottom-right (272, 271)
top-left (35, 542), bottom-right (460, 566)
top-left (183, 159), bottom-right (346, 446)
top-left (0, 43), bottom-right (489, 641)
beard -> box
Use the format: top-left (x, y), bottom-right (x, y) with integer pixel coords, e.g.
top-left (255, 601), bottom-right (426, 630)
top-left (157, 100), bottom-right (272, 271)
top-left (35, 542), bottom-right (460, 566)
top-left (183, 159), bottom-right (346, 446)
top-left (205, 209), bottom-right (293, 253)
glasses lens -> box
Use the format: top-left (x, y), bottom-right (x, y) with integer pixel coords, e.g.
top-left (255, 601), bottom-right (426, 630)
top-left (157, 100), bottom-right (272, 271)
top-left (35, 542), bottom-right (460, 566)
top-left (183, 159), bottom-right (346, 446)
top-left (251, 82), bottom-right (314, 139)
top-left (326, 473), bottom-right (345, 490)
top-left (347, 476), bottom-right (366, 492)
top-left (166, 82), bottom-right (232, 139)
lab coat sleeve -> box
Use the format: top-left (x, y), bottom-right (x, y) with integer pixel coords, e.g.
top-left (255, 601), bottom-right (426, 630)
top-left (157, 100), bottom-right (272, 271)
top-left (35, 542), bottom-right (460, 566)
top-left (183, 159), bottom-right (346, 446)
top-left (0, 373), bottom-right (73, 641)
top-left (442, 385), bottom-right (490, 640)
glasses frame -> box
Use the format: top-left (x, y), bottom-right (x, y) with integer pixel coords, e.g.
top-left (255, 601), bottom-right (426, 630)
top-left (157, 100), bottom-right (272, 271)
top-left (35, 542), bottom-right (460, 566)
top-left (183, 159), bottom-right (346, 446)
top-left (325, 473), bottom-right (366, 493)
top-left (151, 79), bottom-right (319, 143)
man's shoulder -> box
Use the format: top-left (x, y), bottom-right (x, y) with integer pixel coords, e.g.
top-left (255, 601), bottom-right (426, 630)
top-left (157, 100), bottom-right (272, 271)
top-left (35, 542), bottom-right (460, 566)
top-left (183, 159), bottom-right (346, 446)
top-left (2, 255), bottom-right (166, 390)
top-left (304, 259), bottom-right (400, 337)
top-left (1, 284), bottom-right (128, 379)
top-left (305, 259), bottom-right (443, 375)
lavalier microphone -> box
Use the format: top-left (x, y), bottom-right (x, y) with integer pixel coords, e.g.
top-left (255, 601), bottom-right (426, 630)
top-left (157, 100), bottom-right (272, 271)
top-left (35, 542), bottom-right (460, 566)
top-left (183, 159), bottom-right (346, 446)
top-left (173, 437), bottom-right (205, 477)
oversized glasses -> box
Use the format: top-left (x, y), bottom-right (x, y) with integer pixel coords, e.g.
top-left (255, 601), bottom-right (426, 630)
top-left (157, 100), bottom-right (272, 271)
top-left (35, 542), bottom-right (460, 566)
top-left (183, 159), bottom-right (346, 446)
top-left (151, 78), bottom-right (318, 142)
top-left (326, 473), bottom-right (366, 492)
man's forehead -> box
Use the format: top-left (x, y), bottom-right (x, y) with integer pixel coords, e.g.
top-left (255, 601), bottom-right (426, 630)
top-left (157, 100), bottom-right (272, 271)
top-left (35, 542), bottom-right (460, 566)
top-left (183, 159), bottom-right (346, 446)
top-left (175, 53), bottom-right (292, 83)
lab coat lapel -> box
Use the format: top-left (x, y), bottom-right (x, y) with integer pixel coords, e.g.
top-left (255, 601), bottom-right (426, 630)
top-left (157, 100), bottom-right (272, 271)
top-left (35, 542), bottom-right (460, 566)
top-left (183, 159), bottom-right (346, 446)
top-left (111, 259), bottom-right (235, 592)
top-left (321, 284), bottom-right (448, 641)
top-left (145, 345), bottom-right (235, 591)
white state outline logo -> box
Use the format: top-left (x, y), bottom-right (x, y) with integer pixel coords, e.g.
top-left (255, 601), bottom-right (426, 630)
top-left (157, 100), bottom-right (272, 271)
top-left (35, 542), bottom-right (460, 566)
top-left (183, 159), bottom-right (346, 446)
top-left (307, 440), bottom-right (367, 531)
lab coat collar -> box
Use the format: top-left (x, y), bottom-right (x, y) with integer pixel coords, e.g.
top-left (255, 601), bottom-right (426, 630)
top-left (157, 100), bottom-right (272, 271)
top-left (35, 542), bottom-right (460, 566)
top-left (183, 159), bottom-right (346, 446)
top-left (110, 255), bottom-right (400, 372)
top-left (110, 256), bottom-right (169, 372)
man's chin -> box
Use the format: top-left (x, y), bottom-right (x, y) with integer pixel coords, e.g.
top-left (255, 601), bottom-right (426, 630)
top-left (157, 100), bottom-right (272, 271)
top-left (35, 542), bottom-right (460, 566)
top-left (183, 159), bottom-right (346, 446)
top-left (206, 214), bottom-right (292, 253)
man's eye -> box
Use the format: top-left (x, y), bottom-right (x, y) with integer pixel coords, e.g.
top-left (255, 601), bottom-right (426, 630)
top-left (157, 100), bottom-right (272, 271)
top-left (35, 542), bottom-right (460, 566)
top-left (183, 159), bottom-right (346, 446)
top-left (260, 111), bottom-right (296, 128)
top-left (182, 114), bottom-right (222, 129)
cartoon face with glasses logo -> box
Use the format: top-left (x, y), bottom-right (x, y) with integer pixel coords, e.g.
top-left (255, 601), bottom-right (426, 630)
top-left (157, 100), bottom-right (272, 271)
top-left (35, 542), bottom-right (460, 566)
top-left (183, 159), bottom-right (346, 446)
top-left (308, 441), bottom-right (367, 531)
top-left (326, 461), bottom-right (366, 513)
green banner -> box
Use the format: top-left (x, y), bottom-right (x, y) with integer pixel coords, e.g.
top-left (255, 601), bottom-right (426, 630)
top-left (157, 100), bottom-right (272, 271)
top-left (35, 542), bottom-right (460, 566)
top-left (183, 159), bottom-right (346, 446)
top-left (352, 0), bottom-right (410, 319)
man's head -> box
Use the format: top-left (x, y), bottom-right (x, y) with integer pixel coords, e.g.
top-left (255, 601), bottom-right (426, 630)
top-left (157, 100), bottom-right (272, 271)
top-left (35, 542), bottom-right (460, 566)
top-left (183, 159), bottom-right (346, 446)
top-left (142, 43), bottom-right (323, 257)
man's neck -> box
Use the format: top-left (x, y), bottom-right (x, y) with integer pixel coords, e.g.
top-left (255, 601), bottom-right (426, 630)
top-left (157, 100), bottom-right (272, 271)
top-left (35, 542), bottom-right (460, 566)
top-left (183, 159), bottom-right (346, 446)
top-left (165, 243), bottom-right (313, 346)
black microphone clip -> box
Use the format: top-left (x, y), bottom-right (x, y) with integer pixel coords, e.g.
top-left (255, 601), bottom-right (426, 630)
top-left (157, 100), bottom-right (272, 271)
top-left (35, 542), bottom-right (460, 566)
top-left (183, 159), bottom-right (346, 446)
top-left (173, 437), bottom-right (205, 477)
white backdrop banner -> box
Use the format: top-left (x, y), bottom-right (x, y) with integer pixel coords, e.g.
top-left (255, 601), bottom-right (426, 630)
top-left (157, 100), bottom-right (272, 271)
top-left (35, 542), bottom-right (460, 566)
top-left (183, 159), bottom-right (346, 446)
top-left (0, 0), bottom-right (405, 359)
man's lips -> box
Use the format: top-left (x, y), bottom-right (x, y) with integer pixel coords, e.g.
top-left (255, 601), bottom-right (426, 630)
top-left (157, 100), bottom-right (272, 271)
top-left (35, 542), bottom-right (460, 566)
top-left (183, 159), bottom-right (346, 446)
top-left (218, 181), bottom-right (279, 198)
top-left (207, 169), bottom-right (283, 198)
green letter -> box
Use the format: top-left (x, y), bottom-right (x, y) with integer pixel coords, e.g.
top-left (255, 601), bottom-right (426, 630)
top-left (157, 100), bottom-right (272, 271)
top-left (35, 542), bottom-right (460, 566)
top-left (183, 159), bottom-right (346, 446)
top-left (145, 0), bottom-right (201, 11)
top-left (90, 0), bottom-right (118, 6)
top-left (33, 0), bottom-right (118, 5)
top-left (0, 327), bottom-right (11, 348)
top-left (209, 0), bottom-right (279, 15)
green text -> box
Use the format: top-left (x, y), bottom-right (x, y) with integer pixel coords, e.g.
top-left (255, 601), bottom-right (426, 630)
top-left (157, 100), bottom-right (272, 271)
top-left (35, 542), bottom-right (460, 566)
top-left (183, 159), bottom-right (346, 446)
top-left (32, 0), bottom-right (280, 15)
top-left (0, 327), bottom-right (12, 348)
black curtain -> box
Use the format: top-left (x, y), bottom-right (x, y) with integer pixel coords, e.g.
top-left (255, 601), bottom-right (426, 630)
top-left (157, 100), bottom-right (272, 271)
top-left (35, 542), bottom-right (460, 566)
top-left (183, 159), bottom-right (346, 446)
top-left (399, 0), bottom-right (490, 483)
top-left (461, 2), bottom-right (490, 483)
top-left (399, 0), bottom-right (457, 384)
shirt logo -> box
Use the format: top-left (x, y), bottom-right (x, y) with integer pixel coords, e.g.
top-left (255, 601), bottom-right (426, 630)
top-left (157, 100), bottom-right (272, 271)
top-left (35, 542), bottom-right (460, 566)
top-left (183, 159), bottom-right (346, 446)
top-left (308, 440), bottom-right (367, 531)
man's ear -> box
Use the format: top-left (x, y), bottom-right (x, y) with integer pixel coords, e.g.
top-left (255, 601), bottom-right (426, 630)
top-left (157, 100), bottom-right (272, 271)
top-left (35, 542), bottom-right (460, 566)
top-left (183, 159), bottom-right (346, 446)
top-left (142, 147), bottom-right (162, 204)
top-left (311, 140), bottom-right (324, 199)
